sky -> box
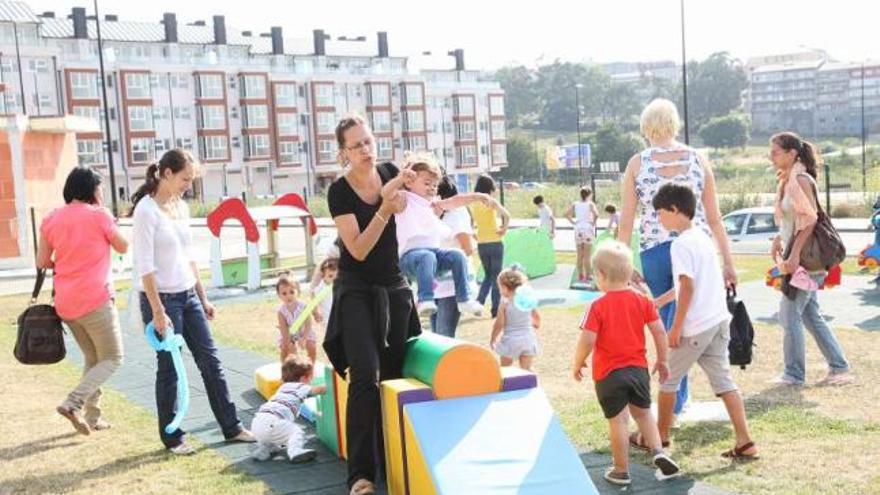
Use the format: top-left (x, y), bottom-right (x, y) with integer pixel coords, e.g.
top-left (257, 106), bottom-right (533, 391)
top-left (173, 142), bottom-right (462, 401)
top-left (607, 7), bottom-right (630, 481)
top-left (40, 0), bottom-right (877, 70)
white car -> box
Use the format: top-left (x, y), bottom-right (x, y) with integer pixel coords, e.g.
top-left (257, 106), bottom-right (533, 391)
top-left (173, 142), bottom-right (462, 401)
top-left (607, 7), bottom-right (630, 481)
top-left (722, 207), bottom-right (779, 253)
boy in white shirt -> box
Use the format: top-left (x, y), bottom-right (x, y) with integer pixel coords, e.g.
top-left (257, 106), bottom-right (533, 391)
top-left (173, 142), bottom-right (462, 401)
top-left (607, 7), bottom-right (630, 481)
top-left (533, 195), bottom-right (555, 238)
top-left (652, 183), bottom-right (759, 461)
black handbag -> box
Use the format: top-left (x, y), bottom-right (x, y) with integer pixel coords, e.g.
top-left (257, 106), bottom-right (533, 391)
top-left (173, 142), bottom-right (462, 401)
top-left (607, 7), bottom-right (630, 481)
top-left (726, 287), bottom-right (754, 370)
top-left (14, 269), bottom-right (66, 365)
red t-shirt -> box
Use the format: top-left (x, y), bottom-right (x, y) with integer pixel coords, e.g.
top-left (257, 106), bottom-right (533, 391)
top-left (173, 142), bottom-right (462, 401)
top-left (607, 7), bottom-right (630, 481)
top-left (580, 289), bottom-right (659, 381)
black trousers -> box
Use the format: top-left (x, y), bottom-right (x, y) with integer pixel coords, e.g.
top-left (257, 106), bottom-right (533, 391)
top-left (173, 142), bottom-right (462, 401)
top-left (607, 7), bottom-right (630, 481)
top-left (340, 288), bottom-right (412, 487)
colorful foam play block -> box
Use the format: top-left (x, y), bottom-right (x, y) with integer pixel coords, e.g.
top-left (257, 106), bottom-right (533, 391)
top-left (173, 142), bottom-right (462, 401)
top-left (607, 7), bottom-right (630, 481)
top-left (381, 378), bottom-right (435, 495)
top-left (402, 333), bottom-right (501, 400)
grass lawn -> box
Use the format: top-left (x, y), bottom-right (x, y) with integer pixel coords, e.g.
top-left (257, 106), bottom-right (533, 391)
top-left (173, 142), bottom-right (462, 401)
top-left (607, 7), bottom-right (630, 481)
top-left (0, 294), bottom-right (268, 495)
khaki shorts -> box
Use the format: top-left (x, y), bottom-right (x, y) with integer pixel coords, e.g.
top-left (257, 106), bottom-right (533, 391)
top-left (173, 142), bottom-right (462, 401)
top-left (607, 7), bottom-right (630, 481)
top-left (661, 319), bottom-right (737, 396)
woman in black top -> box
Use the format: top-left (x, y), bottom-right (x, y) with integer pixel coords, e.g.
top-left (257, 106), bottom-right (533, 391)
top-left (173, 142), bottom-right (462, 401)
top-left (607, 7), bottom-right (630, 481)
top-left (324, 115), bottom-right (420, 495)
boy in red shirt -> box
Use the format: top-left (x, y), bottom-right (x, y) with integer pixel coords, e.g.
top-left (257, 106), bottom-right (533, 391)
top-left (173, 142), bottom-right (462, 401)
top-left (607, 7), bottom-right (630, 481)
top-left (572, 241), bottom-right (680, 486)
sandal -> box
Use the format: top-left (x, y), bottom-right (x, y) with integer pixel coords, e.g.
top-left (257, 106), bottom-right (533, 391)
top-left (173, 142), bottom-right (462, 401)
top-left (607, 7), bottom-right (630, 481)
top-left (721, 441), bottom-right (759, 460)
top-left (628, 432), bottom-right (670, 451)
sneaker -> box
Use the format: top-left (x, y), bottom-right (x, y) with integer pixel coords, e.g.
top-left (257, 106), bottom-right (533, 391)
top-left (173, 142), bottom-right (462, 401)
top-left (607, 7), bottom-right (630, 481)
top-left (251, 443), bottom-right (274, 462)
top-left (652, 452), bottom-right (682, 480)
top-left (229, 429), bottom-right (257, 443)
top-left (88, 419), bottom-right (112, 431)
top-left (769, 375), bottom-right (802, 387)
top-left (458, 299), bottom-right (484, 316)
top-left (56, 406), bottom-right (90, 436)
top-left (168, 442), bottom-right (197, 456)
top-left (289, 448), bottom-right (317, 464)
top-left (817, 371), bottom-right (855, 386)
top-left (603, 466), bottom-right (631, 486)
top-left (417, 301), bottom-right (438, 316)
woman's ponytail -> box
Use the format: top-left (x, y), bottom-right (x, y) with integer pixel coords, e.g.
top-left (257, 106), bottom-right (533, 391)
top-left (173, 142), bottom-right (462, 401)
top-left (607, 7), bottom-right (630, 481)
top-left (129, 163), bottom-right (160, 215)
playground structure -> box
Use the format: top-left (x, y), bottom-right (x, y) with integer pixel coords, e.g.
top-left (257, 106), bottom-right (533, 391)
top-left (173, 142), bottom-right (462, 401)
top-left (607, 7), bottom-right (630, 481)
top-left (310, 333), bottom-right (597, 495)
top-left (857, 210), bottom-right (880, 281)
top-left (207, 194), bottom-right (317, 290)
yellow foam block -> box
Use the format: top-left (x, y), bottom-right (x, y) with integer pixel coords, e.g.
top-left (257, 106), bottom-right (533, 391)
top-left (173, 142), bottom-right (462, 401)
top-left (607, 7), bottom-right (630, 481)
top-left (404, 407), bottom-right (438, 495)
top-left (381, 379), bottom-right (433, 495)
top-left (254, 362), bottom-right (282, 400)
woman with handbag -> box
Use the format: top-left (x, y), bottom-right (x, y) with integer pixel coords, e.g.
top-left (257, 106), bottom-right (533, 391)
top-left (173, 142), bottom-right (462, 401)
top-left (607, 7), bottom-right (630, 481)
top-left (769, 132), bottom-right (853, 387)
top-left (37, 167), bottom-right (128, 435)
top-left (131, 149), bottom-right (254, 454)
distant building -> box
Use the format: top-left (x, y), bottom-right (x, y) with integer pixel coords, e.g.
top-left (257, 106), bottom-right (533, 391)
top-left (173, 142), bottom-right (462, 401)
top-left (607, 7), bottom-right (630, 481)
top-left (0, 2), bottom-right (506, 202)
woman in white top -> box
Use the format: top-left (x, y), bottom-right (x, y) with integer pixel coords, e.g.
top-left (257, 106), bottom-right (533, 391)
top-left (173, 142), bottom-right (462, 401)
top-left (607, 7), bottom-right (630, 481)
top-left (131, 149), bottom-right (254, 455)
top-left (565, 187), bottom-right (599, 282)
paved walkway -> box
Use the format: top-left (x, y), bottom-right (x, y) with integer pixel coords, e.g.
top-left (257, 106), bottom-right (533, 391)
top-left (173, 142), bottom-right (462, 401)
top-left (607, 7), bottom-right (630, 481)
top-left (62, 300), bottom-right (730, 495)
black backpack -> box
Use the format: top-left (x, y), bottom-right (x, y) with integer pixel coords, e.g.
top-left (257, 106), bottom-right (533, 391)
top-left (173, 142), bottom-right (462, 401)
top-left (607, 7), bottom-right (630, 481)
top-left (14, 269), bottom-right (66, 365)
top-left (726, 287), bottom-right (754, 370)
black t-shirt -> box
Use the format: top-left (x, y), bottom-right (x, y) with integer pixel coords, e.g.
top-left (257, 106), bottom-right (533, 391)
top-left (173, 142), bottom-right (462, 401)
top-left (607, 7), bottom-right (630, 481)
top-left (327, 162), bottom-right (403, 285)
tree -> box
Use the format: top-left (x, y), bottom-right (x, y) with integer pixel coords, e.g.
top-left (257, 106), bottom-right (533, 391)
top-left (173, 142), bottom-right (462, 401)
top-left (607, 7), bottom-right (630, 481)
top-left (535, 61), bottom-right (610, 131)
top-left (684, 52), bottom-right (748, 136)
top-left (599, 83), bottom-right (641, 129)
top-left (498, 136), bottom-right (541, 181)
top-left (591, 123), bottom-right (643, 166)
top-left (698, 113), bottom-right (750, 149)
top-left (494, 65), bottom-right (540, 129)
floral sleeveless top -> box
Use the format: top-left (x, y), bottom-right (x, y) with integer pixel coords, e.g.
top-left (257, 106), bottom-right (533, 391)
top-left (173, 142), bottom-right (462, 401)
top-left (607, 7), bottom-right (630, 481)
top-left (635, 146), bottom-right (712, 250)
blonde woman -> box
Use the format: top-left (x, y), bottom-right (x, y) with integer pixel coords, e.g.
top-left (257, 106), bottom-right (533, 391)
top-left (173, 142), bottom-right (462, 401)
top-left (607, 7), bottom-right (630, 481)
top-left (617, 98), bottom-right (737, 422)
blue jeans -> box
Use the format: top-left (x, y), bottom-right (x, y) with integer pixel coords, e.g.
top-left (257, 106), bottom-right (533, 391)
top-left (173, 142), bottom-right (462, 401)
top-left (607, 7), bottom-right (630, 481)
top-left (477, 242), bottom-right (504, 317)
top-left (641, 241), bottom-right (688, 415)
top-left (430, 296), bottom-right (460, 338)
top-left (400, 248), bottom-right (470, 303)
top-left (140, 289), bottom-right (243, 448)
top-left (779, 275), bottom-right (850, 383)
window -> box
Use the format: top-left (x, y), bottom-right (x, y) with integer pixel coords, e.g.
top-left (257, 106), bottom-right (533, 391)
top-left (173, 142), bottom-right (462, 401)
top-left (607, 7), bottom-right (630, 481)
top-left (407, 136), bottom-right (426, 151)
top-left (276, 113), bottom-right (297, 136)
top-left (405, 110), bottom-right (425, 131)
top-left (746, 213), bottom-right (778, 235)
top-left (72, 105), bottom-right (100, 124)
top-left (376, 137), bottom-right (393, 159)
top-left (246, 134), bottom-right (270, 158)
top-left (76, 140), bottom-right (103, 166)
top-left (456, 122), bottom-right (476, 140)
top-left (279, 141), bottom-right (298, 164)
top-left (125, 73), bottom-right (150, 98)
top-left (241, 75), bottom-right (267, 98)
top-left (455, 96), bottom-right (474, 116)
top-left (492, 143), bottom-right (507, 164)
top-left (130, 137), bottom-right (154, 163)
top-left (175, 137), bottom-right (194, 150)
top-left (173, 106), bottom-right (192, 120)
top-left (458, 144), bottom-right (477, 164)
top-left (152, 106), bottom-right (169, 121)
top-left (723, 214), bottom-right (745, 236)
top-left (1, 58), bottom-right (15, 75)
top-left (200, 135), bottom-right (228, 160)
top-left (27, 59), bottom-right (48, 73)
top-left (316, 111), bottom-right (336, 135)
top-left (4, 93), bottom-right (19, 113)
top-left (370, 111), bottom-right (391, 132)
top-left (491, 120), bottom-right (506, 140)
top-left (128, 106), bottom-right (154, 131)
top-left (198, 74), bottom-right (223, 98)
top-left (404, 84), bottom-right (423, 106)
top-left (199, 105), bottom-right (226, 129)
top-left (70, 72), bottom-right (99, 99)
top-left (315, 83), bottom-right (334, 107)
top-left (490, 96), bottom-right (504, 116)
top-left (170, 74), bottom-right (190, 89)
top-left (369, 84), bottom-right (389, 106)
top-left (318, 139), bottom-right (336, 163)
top-left (274, 84), bottom-right (297, 107)
top-left (150, 73), bottom-right (168, 89)
top-left (34, 93), bottom-right (52, 110)
top-left (243, 104), bottom-right (268, 128)
top-left (154, 138), bottom-right (171, 154)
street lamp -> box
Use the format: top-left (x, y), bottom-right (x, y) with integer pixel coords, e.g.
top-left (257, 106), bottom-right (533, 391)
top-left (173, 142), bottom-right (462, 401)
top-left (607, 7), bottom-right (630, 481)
top-left (680, 0), bottom-right (691, 144)
top-left (575, 83), bottom-right (583, 186)
top-left (533, 120), bottom-right (542, 182)
top-left (94, 0), bottom-right (120, 217)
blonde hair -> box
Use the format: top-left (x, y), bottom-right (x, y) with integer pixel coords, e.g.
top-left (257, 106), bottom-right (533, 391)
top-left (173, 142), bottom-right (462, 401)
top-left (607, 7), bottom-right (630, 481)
top-left (593, 241), bottom-right (633, 284)
top-left (640, 98), bottom-right (681, 142)
top-left (404, 151), bottom-right (442, 179)
top-left (497, 267), bottom-right (527, 292)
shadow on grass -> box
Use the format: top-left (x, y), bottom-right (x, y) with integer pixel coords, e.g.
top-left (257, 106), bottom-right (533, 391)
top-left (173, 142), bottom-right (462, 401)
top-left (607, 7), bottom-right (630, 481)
top-left (744, 384), bottom-right (818, 419)
top-left (3, 449), bottom-right (170, 495)
top-left (0, 433), bottom-right (80, 462)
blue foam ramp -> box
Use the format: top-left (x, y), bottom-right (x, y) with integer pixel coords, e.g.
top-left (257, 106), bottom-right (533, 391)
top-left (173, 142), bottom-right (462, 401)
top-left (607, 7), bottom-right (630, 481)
top-left (405, 388), bottom-right (597, 494)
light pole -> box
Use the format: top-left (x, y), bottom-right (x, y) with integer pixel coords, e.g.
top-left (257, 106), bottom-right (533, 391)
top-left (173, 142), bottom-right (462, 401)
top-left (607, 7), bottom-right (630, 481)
top-left (533, 120), bottom-right (542, 182)
top-left (575, 83), bottom-right (583, 186)
top-left (94, 0), bottom-right (119, 217)
top-left (680, 0), bottom-right (690, 144)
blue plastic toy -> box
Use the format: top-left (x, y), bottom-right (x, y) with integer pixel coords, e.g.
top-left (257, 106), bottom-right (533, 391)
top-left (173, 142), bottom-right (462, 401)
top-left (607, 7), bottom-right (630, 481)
top-left (513, 285), bottom-right (539, 312)
top-left (145, 322), bottom-right (190, 434)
